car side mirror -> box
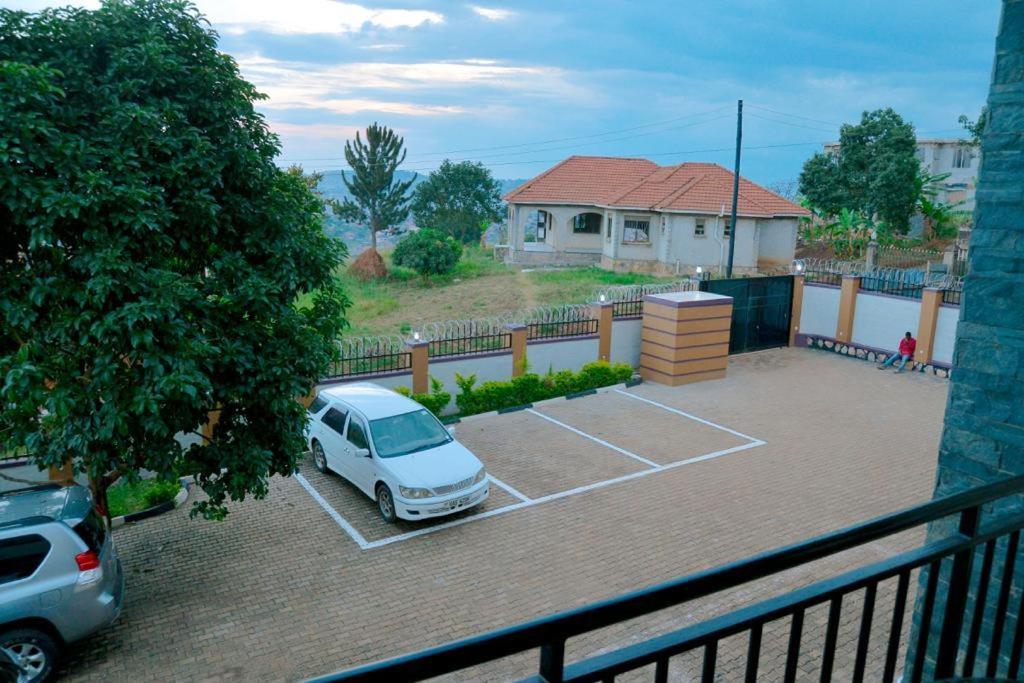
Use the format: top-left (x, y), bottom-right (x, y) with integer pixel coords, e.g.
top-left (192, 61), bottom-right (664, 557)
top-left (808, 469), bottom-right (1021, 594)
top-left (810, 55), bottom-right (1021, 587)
top-left (355, 448), bottom-right (370, 458)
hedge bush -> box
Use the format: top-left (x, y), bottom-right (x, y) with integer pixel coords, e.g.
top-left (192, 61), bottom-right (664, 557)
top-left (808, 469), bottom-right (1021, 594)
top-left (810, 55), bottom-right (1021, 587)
top-left (394, 376), bottom-right (451, 416)
top-left (391, 228), bottom-right (462, 277)
top-left (455, 360), bottom-right (634, 416)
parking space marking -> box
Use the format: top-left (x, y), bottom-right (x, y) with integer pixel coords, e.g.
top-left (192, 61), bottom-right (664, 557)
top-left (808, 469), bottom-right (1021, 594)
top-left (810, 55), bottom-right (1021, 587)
top-left (526, 409), bottom-right (661, 468)
top-left (295, 396), bottom-right (768, 551)
top-left (614, 389), bottom-right (765, 443)
top-left (295, 472), bottom-right (371, 550)
top-left (487, 474), bottom-right (532, 503)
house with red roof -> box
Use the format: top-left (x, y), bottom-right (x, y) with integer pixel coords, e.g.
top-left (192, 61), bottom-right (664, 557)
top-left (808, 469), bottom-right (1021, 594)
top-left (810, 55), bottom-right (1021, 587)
top-left (501, 156), bottom-right (810, 275)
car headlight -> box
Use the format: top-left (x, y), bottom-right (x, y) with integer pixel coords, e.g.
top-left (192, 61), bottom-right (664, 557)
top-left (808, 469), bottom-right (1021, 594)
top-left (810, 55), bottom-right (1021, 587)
top-left (399, 485), bottom-right (433, 499)
top-left (473, 467), bottom-right (487, 485)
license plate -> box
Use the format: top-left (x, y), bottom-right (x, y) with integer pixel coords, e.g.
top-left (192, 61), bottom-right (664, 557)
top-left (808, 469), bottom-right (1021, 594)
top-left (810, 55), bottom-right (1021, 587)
top-left (447, 495), bottom-right (472, 510)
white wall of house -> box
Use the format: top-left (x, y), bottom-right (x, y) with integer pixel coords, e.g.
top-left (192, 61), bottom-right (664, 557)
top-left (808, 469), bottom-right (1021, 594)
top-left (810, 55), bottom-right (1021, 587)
top-left (610, 318), bottom-right (643, 367)
top-left (932, 305), bottom-right (960, 365)
top-left (851, 293), bottom-right (921, 352)
top-left (758, 218), bottom-right (799, 266)
top-left (799, 284), bottom-right (842, 337)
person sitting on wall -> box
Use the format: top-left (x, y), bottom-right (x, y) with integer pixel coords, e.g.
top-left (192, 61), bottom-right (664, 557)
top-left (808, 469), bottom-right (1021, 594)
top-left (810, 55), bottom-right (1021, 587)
top-left (878, 332), bottom-right (917, 373)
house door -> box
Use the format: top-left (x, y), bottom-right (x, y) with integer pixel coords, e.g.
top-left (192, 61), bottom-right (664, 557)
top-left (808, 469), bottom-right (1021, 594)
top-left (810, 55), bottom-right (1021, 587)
top-left (699, 275), bottom-right (794, 354)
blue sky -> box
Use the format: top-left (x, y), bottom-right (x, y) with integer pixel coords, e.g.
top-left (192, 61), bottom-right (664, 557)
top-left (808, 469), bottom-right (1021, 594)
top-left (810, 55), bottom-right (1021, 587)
top-left (6, 1), bottom-right (1002, 186)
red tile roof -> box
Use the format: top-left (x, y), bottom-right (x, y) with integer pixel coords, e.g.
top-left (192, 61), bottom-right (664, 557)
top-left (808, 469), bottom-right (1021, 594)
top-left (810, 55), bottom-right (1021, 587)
top-left (503, 156), bottom-right (809, 218)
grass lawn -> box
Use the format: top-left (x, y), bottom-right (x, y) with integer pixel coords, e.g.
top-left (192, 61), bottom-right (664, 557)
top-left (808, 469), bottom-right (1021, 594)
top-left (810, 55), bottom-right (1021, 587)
top-left (107, 478), bottom-right (181, 518)
top-left (303, 247), bottom-right (676, 337)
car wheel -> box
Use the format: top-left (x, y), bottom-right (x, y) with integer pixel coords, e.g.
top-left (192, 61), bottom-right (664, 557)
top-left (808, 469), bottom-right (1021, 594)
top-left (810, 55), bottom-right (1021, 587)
top-left (376, 484), bottom-right (397, 523)
top-left (311, 440), bottom-right (329, 474)
top-left (0, 628), bottom-right (57, 683)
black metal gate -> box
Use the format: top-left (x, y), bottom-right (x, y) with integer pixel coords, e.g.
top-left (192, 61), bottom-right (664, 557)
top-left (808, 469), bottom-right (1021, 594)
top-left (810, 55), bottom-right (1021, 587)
top-left (699, 275), bottom-right (794, 354)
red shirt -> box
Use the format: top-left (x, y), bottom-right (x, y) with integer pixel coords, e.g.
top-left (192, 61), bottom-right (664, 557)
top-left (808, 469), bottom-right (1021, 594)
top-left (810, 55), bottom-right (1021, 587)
top-left (899, 337), bottom-right (917, 356)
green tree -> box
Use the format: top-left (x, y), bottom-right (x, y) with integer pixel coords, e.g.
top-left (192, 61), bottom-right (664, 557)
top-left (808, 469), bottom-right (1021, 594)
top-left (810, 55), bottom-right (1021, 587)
top-left (0, 0), bottom-right (349, 519)
top-left (336, 123), bottom-right (414, 252)
top-left (410, 160), bottom-right (504, 244)
top-left (392, 229), bottom-right (463, 279)
top-left (958, 107), bottom-right (987, 144)
top-left (799, 108), bottom-right (920, 233)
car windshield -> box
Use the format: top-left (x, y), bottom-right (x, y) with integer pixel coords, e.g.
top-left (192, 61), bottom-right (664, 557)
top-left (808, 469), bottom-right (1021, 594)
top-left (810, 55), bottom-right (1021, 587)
top-left (369, 409), bottom-right (452, 458)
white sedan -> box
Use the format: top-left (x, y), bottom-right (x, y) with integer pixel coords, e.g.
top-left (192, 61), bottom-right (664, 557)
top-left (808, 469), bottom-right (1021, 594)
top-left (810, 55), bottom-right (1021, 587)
top-left (304, 383), bottom-right (488, 522)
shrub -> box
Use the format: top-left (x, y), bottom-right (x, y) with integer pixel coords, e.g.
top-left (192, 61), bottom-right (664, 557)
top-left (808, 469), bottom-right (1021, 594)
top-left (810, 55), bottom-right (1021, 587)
top-left (394, 376), bottom-right (451, 416)
top-left (392, 229), bottom-right (462, 278)
top-left (454, 361), bottom-right (634, 416)
top-left (142, 479), bottom-right (182, 508)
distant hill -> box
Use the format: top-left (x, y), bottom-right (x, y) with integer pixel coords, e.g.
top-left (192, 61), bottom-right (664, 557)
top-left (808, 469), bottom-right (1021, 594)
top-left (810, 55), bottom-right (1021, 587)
top-left (316, 170), bottom-right (526, 255)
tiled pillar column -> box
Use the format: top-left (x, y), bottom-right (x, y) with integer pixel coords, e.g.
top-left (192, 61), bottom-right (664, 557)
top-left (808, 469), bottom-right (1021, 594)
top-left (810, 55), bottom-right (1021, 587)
top-left (914, 287), bottom-right (943, 365)
top-left (507, 323), bottom-right (528, 377)
top-left (640, 291), bottom-right (733, 386)
top-left (835, 275), bottom-right (860, 342)
top-left (592, 301), bottom-right (614, 362)
top-left (406, 339), bottom-right (429, 394)
top-left (789, 274), bottom-right (805, 346)
top-left (909, 2), bottom-right (1024, 677)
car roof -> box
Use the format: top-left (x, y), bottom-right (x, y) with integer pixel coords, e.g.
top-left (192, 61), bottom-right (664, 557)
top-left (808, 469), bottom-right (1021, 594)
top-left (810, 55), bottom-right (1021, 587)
top-left (0, 484), bottom-right (93, 527)
top-left (319, 382), bottom-right (423, 421)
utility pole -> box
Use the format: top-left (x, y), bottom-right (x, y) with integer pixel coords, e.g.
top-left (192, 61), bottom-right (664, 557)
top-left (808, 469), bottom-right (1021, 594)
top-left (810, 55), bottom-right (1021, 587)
top-left (726, 99), bottom-right (743, 278)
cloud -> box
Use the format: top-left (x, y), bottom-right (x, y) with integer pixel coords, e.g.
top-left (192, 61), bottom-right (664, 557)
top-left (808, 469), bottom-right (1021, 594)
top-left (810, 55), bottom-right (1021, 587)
top-left (203, 1), bottom-right (443, 35)
top-left (469, 5), bottom-right (515, 21)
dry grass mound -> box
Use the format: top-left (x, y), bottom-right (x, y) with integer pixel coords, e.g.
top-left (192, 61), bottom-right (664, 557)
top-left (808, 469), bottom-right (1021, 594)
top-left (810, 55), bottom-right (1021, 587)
top-left (347, 248), bottom-right (388, 281)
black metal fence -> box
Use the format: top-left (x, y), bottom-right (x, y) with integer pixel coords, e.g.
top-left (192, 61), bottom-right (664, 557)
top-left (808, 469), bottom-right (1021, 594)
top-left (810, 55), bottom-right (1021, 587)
top-left (310, 475), bottom-right (1024, 683)
top-left (428, 333), bottom-right (511, 358)
top-left (943, 287), bottom-right (964, 306)
top-left (326, 351), bottom-right (411, 379)
top-left (803, 269), bottom-right (843, 287)
top-left (527, 319), bottom-right (599, 340)
top-left (859, 276), bottom-right (925, 300)
top-left (611, 300), bottom-right (643, 318)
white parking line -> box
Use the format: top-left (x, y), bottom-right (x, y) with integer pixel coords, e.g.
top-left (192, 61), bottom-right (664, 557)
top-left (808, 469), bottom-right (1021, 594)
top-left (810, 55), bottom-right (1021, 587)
top-left (526, 409), bottom-right (661, 468)
top-left (614, 389), bottom-right (764, 443)
top-left (295, 473), bottom-right (371, 550)
top-left (294, 395), bottom-right (768, 551)
top-left (487, 474), bottom-right (532, 503)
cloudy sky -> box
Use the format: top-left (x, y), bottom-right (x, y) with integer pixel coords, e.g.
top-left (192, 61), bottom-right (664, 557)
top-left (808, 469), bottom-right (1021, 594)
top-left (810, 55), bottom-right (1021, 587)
top-left (4, 1), bottom-right (1002, 186)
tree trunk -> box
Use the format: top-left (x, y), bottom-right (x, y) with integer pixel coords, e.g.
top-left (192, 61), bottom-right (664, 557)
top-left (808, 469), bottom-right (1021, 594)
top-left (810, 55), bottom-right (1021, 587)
top-left (370, 216), bottom-right (380, 251)
top-left (89, 470), bottom-right (121, 525)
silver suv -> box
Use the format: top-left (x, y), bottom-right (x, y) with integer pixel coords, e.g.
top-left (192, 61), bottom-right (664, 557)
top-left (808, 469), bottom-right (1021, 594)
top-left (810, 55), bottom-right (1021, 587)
top-left (0, 484), bottom-right (125, 682)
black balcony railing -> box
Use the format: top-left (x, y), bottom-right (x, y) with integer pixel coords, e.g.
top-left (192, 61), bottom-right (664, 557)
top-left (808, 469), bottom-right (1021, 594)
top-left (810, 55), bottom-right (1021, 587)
top-left (310, 475), bottom-right (1024, 683)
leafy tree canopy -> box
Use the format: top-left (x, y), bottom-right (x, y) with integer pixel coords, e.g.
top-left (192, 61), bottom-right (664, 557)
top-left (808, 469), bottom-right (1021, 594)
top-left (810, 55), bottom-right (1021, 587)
top-left (0, 0), bottom-right (349, 519)
top-left (958, 107), bottom-right (987, 145)
top-left (410, 160), bottom-right (504, 244)
top-left (336, 123), bottom-right (414, 251)
top-left (392, 229), bottom-right (462, 278)
top-left (798, 108), bottom-right (920, 233)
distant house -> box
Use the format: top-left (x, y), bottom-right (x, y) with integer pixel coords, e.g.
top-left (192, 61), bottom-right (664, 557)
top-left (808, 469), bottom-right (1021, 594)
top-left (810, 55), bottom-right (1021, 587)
top-left (501, 156), bottom-right (810, 275)
top-left (824, 138), bottom-right (980, 212)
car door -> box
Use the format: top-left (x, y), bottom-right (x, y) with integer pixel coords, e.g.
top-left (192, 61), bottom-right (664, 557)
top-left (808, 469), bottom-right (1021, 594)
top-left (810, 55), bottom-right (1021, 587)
top-left (318, 406), bottom-right (351, 479)
top-left (343, 414), bottom-right (375, 496)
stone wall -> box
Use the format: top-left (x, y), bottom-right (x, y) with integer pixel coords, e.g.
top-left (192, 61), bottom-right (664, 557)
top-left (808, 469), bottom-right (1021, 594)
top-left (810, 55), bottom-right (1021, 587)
top-left (908, 2), bottom-right (1024, 678)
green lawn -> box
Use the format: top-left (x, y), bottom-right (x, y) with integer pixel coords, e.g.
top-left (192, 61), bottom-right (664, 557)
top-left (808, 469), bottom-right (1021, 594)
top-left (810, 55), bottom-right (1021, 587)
top-left (301, 247), bottom-right (674, 337)
top-left (107, 477), bottom-right (181, 517)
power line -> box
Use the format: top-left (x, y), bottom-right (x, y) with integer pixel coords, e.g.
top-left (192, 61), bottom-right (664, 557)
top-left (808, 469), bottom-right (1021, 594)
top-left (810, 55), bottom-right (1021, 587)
top-left (746, 112), bottom-right (837, 134)
top-left (746, 104), bottom-right (843, 127)
top-left (277, 104), bottom-right (734, 163)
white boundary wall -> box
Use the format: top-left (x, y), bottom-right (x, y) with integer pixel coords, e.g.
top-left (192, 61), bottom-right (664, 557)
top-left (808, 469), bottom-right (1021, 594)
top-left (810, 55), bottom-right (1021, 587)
top-left (851, 293), bottom-right (922, 352)
top-left (932, 306), bottom-right (960, 365)
top-left (610, 318), bottom-right (643, 367)
top-left (524, 337), bottom-right (600, 374)
top-left (799, 285), bottom-right (842, 337)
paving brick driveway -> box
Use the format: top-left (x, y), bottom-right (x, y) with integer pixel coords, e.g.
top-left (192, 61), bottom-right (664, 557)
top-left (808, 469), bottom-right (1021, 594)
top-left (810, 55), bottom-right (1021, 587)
top-left (61, 348), bottom-right (949, 681)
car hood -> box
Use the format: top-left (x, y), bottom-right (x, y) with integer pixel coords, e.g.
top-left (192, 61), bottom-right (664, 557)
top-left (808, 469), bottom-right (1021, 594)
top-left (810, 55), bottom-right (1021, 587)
top-left (382, 440), bottom-right (483, 490)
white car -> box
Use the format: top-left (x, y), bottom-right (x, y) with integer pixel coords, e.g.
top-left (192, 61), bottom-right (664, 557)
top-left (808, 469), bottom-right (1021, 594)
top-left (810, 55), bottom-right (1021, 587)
top-left (304, 383), bottom-right (489, 522)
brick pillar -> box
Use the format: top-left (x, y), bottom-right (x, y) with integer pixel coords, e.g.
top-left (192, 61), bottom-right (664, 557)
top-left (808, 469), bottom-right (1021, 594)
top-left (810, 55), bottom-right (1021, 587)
top-left (406, 339), bottom-right (429, 394)
top-left (915, 287), bottom-right (943, 365)
top-left (908, 2), bottom-right (1024, 677)
top-left (592, 301), bottom-right (614, 362)
top-left (835, 275), bottom-right (860, 342)
top-left (640, 291), bottom-right (733, 385)
top-left (507, 323), bottom-right (527, 377)
top-left (788, 274), bottom-right (805, 346)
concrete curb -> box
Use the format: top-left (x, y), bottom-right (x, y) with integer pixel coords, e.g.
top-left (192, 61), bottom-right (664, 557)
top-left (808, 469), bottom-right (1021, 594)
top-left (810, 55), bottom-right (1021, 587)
top-left (111, 478), bottom-right (191, 529)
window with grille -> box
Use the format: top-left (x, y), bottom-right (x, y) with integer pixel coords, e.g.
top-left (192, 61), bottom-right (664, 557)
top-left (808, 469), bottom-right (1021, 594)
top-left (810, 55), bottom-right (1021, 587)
top-left (723, 218), bottom-right (732, 238)
top-left (694, 219), bottom-right (706, 237)
top-left (572, 213), bottom-right (602, 234)
top-left (622, 217), bottom-right (650, 243)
